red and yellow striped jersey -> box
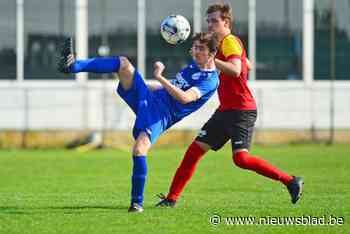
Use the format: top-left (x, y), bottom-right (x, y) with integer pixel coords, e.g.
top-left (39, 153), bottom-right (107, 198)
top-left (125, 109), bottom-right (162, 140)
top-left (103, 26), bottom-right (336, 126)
top-left (216, 34), bottom-right (256, 110)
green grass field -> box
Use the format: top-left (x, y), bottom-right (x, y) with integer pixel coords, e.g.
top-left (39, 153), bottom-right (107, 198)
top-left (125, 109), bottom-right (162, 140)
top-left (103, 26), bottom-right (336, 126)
top-left (0, 144), bottom-right (349, 234)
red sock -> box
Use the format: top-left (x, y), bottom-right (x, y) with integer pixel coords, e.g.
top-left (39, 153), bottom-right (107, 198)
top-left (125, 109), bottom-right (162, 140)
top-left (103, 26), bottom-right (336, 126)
top-left (167, 141), bottom-right (206, 201)
top-left (233, 151), bottom-right (293, 185)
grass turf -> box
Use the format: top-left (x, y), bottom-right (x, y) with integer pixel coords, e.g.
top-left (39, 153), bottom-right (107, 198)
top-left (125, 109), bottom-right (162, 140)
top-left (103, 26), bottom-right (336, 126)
top-left (0, 144), bottom-right (349, 233)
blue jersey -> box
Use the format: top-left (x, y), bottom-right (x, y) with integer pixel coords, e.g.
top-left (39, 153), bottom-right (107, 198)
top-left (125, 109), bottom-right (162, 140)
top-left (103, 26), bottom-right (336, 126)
top-left (153, 61), bottom-right (219, 126)
top-left (117, 61), bottom-right (218, 144)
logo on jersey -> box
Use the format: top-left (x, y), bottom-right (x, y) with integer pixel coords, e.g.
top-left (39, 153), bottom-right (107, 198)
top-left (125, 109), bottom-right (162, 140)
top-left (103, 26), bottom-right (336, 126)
top-left (197, 130), bottom-right (207, 138)
top-left (191, 72), bottom-right (202, 80)
top-left (172, 73), bottom-right (190, 89)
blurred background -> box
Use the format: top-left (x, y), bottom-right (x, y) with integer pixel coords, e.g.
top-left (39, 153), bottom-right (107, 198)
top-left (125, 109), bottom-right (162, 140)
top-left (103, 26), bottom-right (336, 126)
top-left (0, 0), bottom-right (349, 148)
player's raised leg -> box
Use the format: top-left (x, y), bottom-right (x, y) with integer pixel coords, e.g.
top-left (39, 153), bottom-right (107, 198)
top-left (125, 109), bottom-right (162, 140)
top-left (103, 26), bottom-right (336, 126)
top-left (128, 132), bottom-right (151, 213)
top-left (57, 37), bottom-right (120, 74)
top-left (57, 37), bottom-right (134, 91)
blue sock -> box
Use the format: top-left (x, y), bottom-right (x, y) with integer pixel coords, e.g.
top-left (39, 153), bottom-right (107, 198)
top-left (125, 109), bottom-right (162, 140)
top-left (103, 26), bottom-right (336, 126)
top-left (131, 156), bottom-right (147, 206)
top-left (70, 57), bottom-right (120, 73)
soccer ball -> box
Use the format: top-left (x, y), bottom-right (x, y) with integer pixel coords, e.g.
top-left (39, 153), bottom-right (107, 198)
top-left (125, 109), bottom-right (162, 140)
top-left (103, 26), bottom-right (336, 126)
top-left (160, 15), bottom-right (191, 45)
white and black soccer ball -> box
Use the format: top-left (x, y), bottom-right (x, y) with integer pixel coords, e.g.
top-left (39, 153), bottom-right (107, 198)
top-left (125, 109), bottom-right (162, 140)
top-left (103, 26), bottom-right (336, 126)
top-left (160, 15), bottom-right (191, 45)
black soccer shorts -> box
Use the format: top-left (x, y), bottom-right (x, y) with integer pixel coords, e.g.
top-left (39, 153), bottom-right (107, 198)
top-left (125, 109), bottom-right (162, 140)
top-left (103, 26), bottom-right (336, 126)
top-left (195, 109), bottom-right (257, 151)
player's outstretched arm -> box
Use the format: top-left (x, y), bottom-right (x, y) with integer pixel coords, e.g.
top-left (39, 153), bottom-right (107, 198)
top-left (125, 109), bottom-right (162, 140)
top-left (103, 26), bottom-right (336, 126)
top-left (153, 61), bottom-right (199, 104)
top-left (214, 58), bottom-right (241, 77)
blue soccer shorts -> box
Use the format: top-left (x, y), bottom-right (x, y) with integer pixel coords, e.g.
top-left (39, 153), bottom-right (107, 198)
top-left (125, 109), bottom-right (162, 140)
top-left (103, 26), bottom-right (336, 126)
top-left (116, 70), bottom-right (167, 144)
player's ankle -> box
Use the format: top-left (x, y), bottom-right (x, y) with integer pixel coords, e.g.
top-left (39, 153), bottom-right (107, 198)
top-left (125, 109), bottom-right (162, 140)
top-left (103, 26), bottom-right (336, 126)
top-left (167, 194), bottom-right (178, 202)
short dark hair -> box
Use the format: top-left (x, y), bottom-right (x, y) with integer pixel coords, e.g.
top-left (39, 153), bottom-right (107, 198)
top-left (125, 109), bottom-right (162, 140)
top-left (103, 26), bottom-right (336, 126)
top-left (206, 3), bottom-right (233, 26)
top-left (192, 32), bottom-right (219, 54)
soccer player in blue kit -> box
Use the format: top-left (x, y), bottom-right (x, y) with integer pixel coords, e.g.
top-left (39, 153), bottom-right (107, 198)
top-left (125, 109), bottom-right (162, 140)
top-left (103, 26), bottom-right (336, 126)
top-left (58, 32), bottom-right (219, 212)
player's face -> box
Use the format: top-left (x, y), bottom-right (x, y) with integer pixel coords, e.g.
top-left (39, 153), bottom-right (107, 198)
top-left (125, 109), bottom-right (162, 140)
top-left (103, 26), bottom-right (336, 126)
top-left (191, 41), bottom-right (213, 66)
top-left (206, 11), bottom-right (229, 34)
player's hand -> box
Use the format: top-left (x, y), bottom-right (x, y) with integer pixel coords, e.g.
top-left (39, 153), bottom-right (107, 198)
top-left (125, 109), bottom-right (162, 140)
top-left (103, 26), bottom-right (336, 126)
top-left (153, 61), bottom-right (165, 79)
top-left (246, 58), bottom-right (253, 71)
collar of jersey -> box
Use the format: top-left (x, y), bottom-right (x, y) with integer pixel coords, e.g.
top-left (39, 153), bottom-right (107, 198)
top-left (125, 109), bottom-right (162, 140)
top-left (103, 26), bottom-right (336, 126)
top-left (191, 60), bottom-right (216, 72)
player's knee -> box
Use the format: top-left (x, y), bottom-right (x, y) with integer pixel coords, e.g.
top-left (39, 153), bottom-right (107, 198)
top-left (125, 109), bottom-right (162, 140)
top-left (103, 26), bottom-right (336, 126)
top-left (132, 145), bottom-right (145, 156)
top-left (119, 56), bottom-right (134, 76)
top-left (132, 145), bottom-right (148, 156)
top-left (132, 135), bottom-right (151, 156)
top-left (118, 56), bottom-right (135, 81)
top-left (233, 151), bottom-right (250, 169)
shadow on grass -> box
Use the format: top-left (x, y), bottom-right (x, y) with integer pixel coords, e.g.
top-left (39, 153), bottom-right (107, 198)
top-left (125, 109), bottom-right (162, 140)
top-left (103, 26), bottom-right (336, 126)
top-left (0, 205), bottom-right (128, 215)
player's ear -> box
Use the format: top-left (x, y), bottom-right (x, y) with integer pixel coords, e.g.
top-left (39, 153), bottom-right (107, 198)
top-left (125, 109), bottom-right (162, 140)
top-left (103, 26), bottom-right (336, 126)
top-left (224, 18), bottom-right (231, 28)
top-left (189, 48), bottom-right (193, 56)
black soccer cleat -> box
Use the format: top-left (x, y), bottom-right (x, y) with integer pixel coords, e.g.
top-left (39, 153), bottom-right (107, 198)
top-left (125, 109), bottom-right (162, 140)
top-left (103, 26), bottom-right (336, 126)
top-left (155, 193), bottom-right (176, 207)
top-left (128, 203), bottom-right (144, 213)
top-left (58, 37), bottom-right (74, 73)
top-left (286, 176), bottom-right (304, 204)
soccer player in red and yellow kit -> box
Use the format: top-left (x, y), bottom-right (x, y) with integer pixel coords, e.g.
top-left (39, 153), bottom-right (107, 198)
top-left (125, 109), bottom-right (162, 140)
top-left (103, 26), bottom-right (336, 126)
top-left (157, 3), bottom-right (303, 207)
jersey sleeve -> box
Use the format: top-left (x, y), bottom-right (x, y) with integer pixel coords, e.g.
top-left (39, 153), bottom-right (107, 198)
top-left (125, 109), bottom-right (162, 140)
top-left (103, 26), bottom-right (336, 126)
top-left (191, 72), bottom-right (218, 98)
top-left (221, 35), bottom-right (243, 60)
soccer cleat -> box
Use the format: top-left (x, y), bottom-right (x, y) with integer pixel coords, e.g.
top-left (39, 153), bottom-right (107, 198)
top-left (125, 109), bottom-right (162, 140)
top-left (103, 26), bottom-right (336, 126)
top-left (286, 176), bottom-right (304, 204)
top-left (58, 37), bottom-right (74, 73)
top-left (128, 203), bottom-right (144, 213)
top-left (155, 193), bottom-right (176, 207)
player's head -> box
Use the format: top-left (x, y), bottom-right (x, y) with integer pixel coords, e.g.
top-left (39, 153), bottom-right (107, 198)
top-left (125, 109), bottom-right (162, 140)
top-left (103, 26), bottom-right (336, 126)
top-left (206, 3), bottom-right (232, 35)
top-left (190, 32), bottom-right (218, 67)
